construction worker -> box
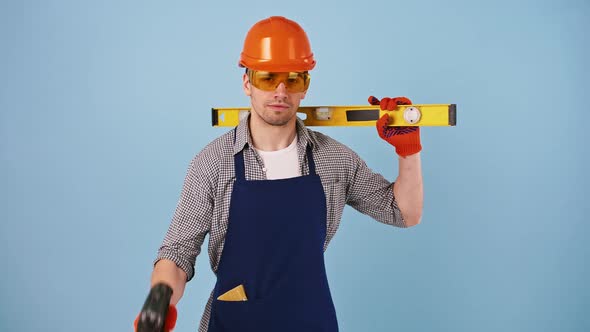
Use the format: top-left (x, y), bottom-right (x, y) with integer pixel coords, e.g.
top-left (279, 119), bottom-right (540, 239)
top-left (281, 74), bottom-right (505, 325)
top-left (135, 16), bottom-right (423, 332)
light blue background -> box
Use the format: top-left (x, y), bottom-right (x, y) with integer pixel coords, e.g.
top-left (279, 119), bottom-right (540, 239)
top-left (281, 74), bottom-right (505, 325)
top-left (1, 0), bottom-right (589, 331)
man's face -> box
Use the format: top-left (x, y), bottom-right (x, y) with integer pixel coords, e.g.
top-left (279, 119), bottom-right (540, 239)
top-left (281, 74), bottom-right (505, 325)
top-left (243, 71), bottom-right (307, 127)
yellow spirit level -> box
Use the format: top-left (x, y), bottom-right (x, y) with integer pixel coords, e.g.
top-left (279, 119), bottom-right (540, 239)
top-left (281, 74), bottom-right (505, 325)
top-left (212, 104), bottom-right (456, 127)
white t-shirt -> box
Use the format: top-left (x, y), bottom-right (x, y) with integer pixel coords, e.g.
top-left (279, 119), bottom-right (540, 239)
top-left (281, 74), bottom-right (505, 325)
top-left (254, 135), bottom-right (301, 180)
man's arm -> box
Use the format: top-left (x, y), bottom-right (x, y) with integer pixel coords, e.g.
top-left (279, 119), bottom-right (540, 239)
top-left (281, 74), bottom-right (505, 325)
top-left (135, 262), bottom-right (184, 331)
top-left (151, 259), bottom-right (188, 305)
top-left (393, 153), bottom-right (423, 227)
top-left (369, 95), bottom-right (423, 227)
top-left (150, 153), bottom-right (216, 303)
top-left (135, 152), bottom-right (215, 331)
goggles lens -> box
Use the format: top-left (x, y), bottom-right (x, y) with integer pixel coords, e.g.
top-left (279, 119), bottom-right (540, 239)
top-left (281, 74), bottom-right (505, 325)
top-left (248, 70), bottom-right (310, 93)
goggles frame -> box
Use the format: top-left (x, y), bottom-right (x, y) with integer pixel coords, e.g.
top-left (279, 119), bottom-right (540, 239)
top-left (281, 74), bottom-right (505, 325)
top-left (247, 69), bottom-right (311, 93)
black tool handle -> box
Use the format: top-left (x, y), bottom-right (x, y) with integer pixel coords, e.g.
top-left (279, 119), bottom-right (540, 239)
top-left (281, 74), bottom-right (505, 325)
top-left (137, 283), bottom-right (173, 332)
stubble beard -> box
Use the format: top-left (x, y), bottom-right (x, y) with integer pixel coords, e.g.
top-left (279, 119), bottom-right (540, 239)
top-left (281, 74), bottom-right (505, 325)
top-left (256, 107), bottom-right (296, 127)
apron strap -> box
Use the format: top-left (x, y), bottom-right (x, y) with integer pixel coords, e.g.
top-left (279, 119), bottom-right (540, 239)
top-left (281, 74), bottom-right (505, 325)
top-left (306, 145), bottom-right (317, 176)
top-left (233, 128), bottom-right (246, 181)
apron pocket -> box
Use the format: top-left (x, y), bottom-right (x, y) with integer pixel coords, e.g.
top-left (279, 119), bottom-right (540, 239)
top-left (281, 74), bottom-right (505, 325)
top-left (210, 297), bottom-right (279, 331)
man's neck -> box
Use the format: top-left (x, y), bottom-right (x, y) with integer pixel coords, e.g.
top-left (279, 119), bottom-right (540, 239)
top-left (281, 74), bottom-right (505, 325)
top-left (249, 115), bottom-right (297, 152)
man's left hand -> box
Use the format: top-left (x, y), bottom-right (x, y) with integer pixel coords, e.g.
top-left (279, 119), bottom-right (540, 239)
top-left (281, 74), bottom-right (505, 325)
top-left (369, 96), bottom-right (422, 157)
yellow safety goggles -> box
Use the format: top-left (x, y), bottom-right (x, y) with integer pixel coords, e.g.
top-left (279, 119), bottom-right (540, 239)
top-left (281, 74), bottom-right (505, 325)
top-left (247, 70), bottom-right (311, 93)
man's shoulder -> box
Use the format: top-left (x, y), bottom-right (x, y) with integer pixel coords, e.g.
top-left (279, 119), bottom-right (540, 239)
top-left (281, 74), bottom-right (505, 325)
top-left (190, 129), bottom-right (235, 170)
top-left (307, 128), bottom-right (358, 157)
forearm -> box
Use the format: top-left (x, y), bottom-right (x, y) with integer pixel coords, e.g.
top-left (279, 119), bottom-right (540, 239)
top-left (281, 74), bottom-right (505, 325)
top-left (393, 152), bottom-right (423, 226)
top-left (151, 259), bottom-right (188, 305)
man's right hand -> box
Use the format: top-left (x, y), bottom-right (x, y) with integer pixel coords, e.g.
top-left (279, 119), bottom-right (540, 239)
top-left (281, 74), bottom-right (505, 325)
top-left (134, 283), bottom-right (177, 332)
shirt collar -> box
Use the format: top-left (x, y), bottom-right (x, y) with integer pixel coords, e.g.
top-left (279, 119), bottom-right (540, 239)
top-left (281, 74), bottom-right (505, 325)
top-left (232, 114), bottom-right (318, 155)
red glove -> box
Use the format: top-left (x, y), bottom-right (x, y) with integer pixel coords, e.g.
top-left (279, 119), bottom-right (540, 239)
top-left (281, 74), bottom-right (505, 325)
top-left (369, 96), bottom-right (422, 157)
top-left (134, 283), bottom-right (177, 331)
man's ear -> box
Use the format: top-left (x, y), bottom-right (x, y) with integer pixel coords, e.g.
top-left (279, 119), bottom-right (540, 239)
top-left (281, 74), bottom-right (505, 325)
top-left (243, 73), bottom-right (251, 96)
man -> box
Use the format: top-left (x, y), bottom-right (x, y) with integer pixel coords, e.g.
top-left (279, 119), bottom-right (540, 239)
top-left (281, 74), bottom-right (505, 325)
top-left (135, 16), bottom-right (423, 332)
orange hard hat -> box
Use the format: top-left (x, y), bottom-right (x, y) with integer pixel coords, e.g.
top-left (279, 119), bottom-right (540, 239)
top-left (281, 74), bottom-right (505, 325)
top-left (239, 16), bottom-right (316, 72)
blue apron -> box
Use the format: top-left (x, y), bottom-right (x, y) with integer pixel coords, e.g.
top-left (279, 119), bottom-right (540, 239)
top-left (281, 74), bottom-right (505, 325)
top-left (207, 141), bottom-right (338, 332)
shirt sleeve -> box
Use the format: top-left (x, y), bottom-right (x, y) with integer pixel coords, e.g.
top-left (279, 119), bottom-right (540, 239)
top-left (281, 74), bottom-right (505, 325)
top-left (154, 155), bottom-right (214, 281)
top-left (345, 150), bottom-right (406, 228)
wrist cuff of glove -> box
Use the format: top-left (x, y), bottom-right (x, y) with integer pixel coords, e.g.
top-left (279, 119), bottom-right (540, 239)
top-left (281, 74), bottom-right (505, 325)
top-left (164, 304), bottom-right (177, 331)
top-left (396, 144), bottom-right (422, 157)
top-left (395, 136), bottom-right (422, 157)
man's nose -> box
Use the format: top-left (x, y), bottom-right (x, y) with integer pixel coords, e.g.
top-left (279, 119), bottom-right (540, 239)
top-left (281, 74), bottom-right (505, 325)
top-left (274, 82), bottom-right (288, 96)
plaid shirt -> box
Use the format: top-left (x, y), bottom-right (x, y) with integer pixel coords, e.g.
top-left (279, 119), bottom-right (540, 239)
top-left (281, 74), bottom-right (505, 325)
top-left (155, 116), bottom-right (406, 331)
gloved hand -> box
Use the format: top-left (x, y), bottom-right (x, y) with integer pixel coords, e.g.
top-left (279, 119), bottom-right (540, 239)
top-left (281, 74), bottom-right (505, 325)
top-left (369, 96), bottom-right (422, 157)
top-left (134, 283), bottom-right (177, 332)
